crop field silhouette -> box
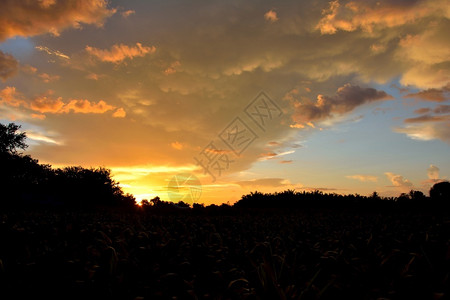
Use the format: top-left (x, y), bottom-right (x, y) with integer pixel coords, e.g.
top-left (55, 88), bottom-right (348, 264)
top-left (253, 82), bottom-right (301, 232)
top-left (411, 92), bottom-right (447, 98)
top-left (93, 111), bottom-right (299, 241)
top-left (0, 209), bottom-right (448, 300)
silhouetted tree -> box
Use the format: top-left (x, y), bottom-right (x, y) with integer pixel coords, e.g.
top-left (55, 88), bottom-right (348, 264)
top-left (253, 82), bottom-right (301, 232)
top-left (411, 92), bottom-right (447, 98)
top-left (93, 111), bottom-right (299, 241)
top-left (193, 203), bottom-right (204, 209)
top-left (150, 196), bottom-right (162, 207)
top-left (430, 181), bottom-right (450, 203)
top-left (397, 193), bottom-right (410, 203)
top-left (176, 201), bottom-right (190, 208)
top-left (140, 199), bottom-right (151, 207)
top-left (409, 190), bottom-right (426, 201)
top-left (0, 122), bottom-right (136, 208)
top-left (370, 191), bottom-right (381, 200)
top-left (0, 123), bottom-right (27, 154)
top-left (51, 166), bottom-right (135, 207)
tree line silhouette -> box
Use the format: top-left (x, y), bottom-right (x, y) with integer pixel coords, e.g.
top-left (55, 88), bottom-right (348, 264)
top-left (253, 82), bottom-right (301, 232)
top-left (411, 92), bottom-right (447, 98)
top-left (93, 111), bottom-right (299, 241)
top-left (0, 123), bottom-right (135, 208)
top-left (1, 122), bottom-right (448, 211)
top-left (232, 186), bottom-right (449, 211)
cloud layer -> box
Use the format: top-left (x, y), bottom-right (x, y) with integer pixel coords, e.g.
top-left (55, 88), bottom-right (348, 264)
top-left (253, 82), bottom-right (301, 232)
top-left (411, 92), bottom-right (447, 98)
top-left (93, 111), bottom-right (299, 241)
top-left (0, 0), bottom-right (448, 202)
top-left (0, 86), bottom-right (124, 117)
top-left (0, 51), bottom-right (18, 80)
top-left (0, 0), bottom-right (115, 41)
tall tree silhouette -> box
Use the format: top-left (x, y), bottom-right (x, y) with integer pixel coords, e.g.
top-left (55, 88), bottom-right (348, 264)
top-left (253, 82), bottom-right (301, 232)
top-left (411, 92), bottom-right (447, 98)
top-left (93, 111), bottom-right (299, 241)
top-left (0, 123), bottom-right (27, 154)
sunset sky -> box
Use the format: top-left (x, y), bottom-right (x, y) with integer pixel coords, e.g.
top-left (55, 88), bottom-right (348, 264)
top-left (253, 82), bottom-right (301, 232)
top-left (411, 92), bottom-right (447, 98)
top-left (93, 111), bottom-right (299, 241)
top-left (0, 0), bottom-right (449, 205)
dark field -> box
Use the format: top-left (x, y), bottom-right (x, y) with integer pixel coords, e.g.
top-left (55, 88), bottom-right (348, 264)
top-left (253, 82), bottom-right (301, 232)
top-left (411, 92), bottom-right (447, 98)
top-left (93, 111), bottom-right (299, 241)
top-left (0, 210), bottom-right (448, 300)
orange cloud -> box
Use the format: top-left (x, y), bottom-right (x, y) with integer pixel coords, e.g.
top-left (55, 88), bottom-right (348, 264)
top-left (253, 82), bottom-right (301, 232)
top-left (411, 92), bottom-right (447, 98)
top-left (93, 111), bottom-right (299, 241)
top-left (316, 0), bottom-right (445, 35)
top-left (0, 86), bottom-right (21, 106)
top-left (279, 160), bottom-right (293, 164)
top-left (290, 123), bottom-right (305, 129)
top-left (0, 0), bottom-right (116, 41)
top-left (113, 108), bottom-right (126, 118)
top-left (205, 148), bottom-right (232, 154)
top-left (171, 141), bottom-right (184, 150)
top-left (1, 87), bottom-right (118, 116)
top-left (31, 113), bottom-right (46, 120)
top-left (264, 10), bottom-right (278, 23)
top-left (404, 115), bottom-right (450, 123)
top-left (414, 108), bottom-right (431, 114)
top-left (2, 87), bottom-right (28, 109)
top-left (86, 73), bottom-right (100, 80)
top-left (86, 43), bottom-right (156, 63)
top-left (63, 99), bottom-right (115, 114)
top-left (21, 65), bottom-right (38, 74)
top-left (164, 61), bottom-right (181, 75)
top-left (39, 73), bottom-right (60, 83)
top-left (0, 51), bottom-right (18, 80)
top-left (30, 94), bottom-right (65, 113)
top-left (121, 10), bottom-right (135, 18)
top-left (404, 85), bottom-right (450, 102)
top-left (259, 151), bottom-right (277, 158)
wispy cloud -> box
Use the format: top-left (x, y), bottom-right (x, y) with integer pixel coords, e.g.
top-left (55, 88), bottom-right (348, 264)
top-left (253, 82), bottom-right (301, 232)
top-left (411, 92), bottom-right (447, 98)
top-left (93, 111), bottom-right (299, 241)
top-left (395, 101), bottom-right (450, 144)
top-left (258, 150), bottom-right (295, 161)
top-left (279, 160), bottom-right (293, 164)
top-left (236, 178), bottom-right (290, 187)
top-left (346, 174), bottom-right (378, 182)
top-left (404, 85), bottom-right (450, 102)
top-left (27, 131), bottom-right (62, 145)
top-left (35, 46), bottom-right (70, 60)
top-left (404, 115), bottom-right (450, 123)
top-left (394, 124), bottom-right (450, 143)
top-left (86, 43), bottom-right (156, 63)
top-left (121, 9), bottom-right (135, 18)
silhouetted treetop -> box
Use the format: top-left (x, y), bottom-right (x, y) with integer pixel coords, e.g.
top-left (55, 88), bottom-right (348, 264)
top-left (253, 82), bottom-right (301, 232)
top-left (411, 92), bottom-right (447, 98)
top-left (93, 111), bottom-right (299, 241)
top-left (430, 181), bottom-right (450, 202)
top-left (0, 122), bottom-right (27, 154)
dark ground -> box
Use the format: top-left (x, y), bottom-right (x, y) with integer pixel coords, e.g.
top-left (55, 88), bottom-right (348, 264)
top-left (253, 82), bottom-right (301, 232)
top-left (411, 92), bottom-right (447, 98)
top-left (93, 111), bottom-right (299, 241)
top-left (0, 209), bottom-right (448, 300)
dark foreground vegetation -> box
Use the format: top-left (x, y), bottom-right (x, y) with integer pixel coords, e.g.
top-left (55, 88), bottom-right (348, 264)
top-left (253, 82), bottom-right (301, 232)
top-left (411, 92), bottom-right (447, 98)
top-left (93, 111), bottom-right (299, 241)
top-left (0, 123), bottom-right (135, 209)
top-left (1, 122), bottom-right (449, 299)
top-left (1, 209), bottom-right (448, 300)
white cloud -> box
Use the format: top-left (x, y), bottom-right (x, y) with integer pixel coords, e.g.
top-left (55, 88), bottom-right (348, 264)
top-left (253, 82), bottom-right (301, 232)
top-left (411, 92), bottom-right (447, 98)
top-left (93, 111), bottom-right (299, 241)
top-left (385, 172), bottom-right (413, 192)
